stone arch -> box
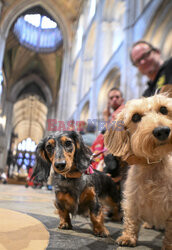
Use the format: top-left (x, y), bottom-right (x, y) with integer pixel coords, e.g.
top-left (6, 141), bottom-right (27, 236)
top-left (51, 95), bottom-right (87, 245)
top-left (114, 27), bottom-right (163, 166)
top-left (97, 67), bottom-right (120, 119)
top-left (9, 74), bottom-right (52, 107)
top-left (13, 96), bottom-right (47, 145)
top-left (144, 0), bottom-right (172, 58)
top-left (0, 0), bottom-right (70, 50)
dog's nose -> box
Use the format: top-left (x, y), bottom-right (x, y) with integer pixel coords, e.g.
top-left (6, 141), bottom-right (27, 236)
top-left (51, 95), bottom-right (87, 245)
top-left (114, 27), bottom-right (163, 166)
top-left (153, 126), bottom-right (170, 141)
top-left (54, 161), bottom-right (66, 171)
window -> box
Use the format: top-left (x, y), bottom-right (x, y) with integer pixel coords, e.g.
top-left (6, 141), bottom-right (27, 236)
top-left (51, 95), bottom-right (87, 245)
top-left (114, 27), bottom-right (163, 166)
top-left (14, 14), bottom-right (63, 53)
top-left (17, 138), bottom-right (37, 168)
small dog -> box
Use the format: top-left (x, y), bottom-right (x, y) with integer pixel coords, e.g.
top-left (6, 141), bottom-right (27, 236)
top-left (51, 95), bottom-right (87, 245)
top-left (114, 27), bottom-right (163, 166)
top-left (103, 154), bottom-right (121, 178)
top-left (32, 130), bottom-right (120, 237)
top-left (104, 94), bottom-right (172, 249)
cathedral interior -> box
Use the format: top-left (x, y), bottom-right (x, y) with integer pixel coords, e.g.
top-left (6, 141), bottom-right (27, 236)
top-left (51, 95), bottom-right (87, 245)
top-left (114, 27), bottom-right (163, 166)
top-left (0, 0), bottom-right (172, 249)
top-left (0, 0), bottom-right (172, 173)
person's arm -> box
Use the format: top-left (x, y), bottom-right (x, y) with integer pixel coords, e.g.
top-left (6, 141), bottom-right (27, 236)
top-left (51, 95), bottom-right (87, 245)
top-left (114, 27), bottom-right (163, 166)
top-left (103, 102), bottom-right (111, 122)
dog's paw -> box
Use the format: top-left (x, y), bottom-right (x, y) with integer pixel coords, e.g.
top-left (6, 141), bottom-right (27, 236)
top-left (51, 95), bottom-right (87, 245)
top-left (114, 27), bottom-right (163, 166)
top-left (58, 223), bottom-right (73, 230)
top-left (116, 235), bottom-right (137, 247)
top-left (93, 227), bottom-right (110, 238)
top-left (162, 239), bottom-right (172, 250)
top-left (142, 222), bottom-right (153, 229)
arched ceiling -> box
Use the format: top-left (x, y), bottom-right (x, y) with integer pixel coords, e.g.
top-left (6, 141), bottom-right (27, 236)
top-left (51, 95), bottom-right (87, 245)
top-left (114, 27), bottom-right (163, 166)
top-left (144, 0), bottom-right (172, 58)
top-left (13, 95), bottom-right (48, 145)
top-left (2, 1), bottom-right (85, 103)
top-left (0, 0), bottom-right (85, 145)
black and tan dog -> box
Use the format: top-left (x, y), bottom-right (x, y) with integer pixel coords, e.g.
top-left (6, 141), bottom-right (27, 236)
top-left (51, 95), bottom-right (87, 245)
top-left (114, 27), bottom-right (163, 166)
top-left (32, 130), bottom-right (120, 237)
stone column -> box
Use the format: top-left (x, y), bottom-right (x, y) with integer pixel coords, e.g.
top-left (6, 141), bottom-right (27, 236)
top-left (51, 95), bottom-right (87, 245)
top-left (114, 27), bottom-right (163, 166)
top-left (0, 1), bottom-right (2, 16)
top-left (45, 104), bottom-right (56, 136)
top-left (57, 49), bottom-right (72, 121)
top-left (0, 32), bottom-right (6, 72)
top-left (89, 3), bottom-right (102, 121)
top-left (0, 25), bottom-right (8, 170)
top-left (0, 100), bottom-right (13, 171)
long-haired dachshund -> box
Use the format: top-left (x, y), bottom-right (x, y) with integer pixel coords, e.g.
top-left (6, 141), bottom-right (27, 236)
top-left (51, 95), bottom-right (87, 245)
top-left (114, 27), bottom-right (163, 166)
top-left (104, 94), bottom-right (172, 249)
top-left (32, 130), bottom-right (120, 237)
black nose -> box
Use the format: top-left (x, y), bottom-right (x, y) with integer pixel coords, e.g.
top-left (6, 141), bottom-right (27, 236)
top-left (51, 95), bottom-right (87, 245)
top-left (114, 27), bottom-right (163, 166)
top-left (54, 161), bottom-right (66, 171)
top-left (153, 126), bottom-right (170, 141)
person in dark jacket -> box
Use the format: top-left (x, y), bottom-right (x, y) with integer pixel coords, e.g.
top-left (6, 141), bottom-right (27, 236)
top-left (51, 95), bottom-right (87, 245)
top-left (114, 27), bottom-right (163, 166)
top-left (130, 40), bottom-right (172, 97)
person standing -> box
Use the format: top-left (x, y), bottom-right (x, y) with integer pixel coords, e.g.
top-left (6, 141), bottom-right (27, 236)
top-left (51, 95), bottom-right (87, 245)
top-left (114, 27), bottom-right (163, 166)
top-left (130, 40), bottom-right (172, 97)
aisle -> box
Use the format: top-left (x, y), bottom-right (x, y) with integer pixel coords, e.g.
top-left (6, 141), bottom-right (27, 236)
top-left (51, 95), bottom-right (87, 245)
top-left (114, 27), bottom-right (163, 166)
top-left (0, 208), bottom-right (49, 250)
top-left (0, 184), bottom-right (163, 250)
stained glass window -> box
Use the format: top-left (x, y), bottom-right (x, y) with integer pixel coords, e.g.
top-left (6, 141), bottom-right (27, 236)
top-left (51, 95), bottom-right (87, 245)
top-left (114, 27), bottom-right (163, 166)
top-left (17, 138), bottom-right (37, 169)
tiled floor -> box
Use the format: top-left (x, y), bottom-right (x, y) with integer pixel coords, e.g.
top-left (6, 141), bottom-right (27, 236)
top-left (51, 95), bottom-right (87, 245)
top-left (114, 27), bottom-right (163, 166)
top-left (0, 184), bottom-right (163, 249)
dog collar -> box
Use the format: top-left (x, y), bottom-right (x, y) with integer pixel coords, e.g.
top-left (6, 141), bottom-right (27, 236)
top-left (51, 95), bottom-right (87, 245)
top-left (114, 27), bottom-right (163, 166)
top-left (61, 170), bottom-right (82, 179)
top-left (146, 158), bottom-right (162, 164)
top-left (126, 155), bottom-right (162, 165)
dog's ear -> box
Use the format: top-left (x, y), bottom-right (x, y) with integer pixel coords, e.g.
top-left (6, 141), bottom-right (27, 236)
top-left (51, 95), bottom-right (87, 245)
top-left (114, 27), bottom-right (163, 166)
top-left (71, 131), bottom-right (92, 172)
top-left (31, 137), bottom-right (51, 182)
top-left (104, 110), bottom-right (131, 161)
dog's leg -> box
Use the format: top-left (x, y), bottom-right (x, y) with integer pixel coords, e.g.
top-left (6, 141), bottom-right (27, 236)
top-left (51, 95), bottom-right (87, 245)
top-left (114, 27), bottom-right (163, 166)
top-left (102, 197), bottom-right (121, 222)
top-left (162, 216), bottom-right (172, 250)
top-left (57, 208), bottom-right (72, 230)
top-left (79, 186), bottom-right (110, 237)
top-left (90, 208), bottom-right (110, 237)
top-left (55, 192), bottom-right (75, 230)
top-left (142, 221), bottom-right (153, 229)
top-left (116, 205), bottom-right (141, 247)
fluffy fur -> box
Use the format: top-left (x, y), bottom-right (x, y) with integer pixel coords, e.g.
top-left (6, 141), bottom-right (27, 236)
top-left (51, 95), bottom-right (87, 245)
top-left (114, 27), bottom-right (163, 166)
top-left (32, 130), bottom-right (120, 237)
top-left (104, 94), bottom-right (172, 249)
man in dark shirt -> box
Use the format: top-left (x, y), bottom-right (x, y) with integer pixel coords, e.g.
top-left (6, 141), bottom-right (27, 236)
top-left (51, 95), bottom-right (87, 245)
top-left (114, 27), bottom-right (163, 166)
top-left (130, 40), bottom-right (172, 97)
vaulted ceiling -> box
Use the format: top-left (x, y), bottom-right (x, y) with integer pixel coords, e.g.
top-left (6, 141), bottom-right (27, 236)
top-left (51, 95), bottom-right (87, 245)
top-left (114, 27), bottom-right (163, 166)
top-left (1, 0), bottom-right (85, 145)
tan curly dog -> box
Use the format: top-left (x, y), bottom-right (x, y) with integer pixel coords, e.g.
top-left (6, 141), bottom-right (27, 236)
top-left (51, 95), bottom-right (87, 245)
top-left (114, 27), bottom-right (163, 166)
top-left (105, 94), bottom-right (172, 250)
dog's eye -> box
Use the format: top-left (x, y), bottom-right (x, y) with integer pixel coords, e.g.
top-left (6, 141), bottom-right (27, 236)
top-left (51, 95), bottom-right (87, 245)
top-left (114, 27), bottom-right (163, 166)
top-left (159, 106), bottom-right (168, 115)
top-left (64, 140), bottom-right (72, 147)
top-left (46, 144), bottom-right (54, 152)
top-left (132, 113), bottom-right (142, 123)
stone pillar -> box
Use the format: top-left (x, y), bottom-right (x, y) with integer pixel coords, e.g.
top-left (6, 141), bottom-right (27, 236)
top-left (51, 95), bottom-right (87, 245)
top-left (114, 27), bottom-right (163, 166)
top-left (0, 1), bottom-right (2, 16)
top-left (121, 0), bottom-right (138, 101)
top-left (57, 49), bottom-right (72, 121)
top-left (75, 49), bottom-right (84, 120)
top-left (89, 4), bottom-right (102, 121)
top-left (0, 100), bottom-right (13, 171)
top-left (45, 104), bottom-right (56, 136)
top-left (0, 26), bottom-right (8, 170)
top-left (0, 32), bottom-right (6, 72)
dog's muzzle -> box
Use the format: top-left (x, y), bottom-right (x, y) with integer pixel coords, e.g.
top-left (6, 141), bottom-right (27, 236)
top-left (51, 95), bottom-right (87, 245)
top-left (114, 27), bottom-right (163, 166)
top-left (54, 160), bottom-right (66, 171)
top-left (152, 126), bottom-right (170, 141)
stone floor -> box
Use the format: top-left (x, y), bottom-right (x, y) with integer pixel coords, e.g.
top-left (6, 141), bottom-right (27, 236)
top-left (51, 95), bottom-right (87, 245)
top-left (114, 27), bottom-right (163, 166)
top-left (0, 184), bottom-right (163, 250)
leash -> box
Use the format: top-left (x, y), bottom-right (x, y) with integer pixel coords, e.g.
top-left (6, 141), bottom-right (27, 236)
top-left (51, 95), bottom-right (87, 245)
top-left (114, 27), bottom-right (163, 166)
top-left (86, 148), bottom-right (107, 175)
top-left (89, 148), bottom-right (107, 163)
